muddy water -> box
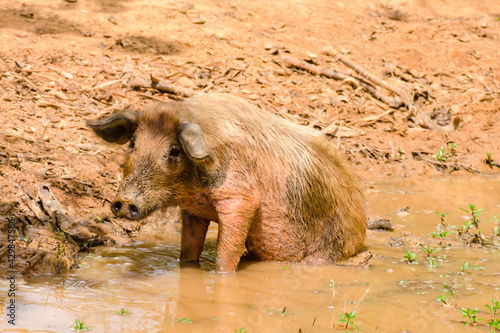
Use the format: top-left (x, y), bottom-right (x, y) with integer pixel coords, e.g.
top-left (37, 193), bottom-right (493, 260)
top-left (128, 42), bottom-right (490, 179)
top-left (1, 175), bottom-right (499, 332)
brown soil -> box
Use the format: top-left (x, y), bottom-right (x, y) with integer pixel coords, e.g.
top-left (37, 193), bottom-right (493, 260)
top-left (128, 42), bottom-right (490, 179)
top-left (0, 0), bottom-right (499, 277)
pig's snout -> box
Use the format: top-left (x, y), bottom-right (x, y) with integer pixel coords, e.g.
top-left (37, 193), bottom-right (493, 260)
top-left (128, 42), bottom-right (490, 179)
top-left (111, 195), bottom-right (141, 220)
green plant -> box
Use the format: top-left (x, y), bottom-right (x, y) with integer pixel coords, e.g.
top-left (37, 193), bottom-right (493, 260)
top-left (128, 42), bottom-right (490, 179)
top-left (436, 147), bottom-right (447, 162)
top-left (492, 216), bottom-right (499, 236)
top-left (397, 279), bottom-right (407, 286)
top-left (436, 212), bottom-right (449, 226)
top-left (441, 282), bottom-right (456, 296)
top-left (461, 262), bottom-right (473, 273)
top-left (396, 147), bottom-right (405, 160)
top-left (419, 245), bottom-right (439, 266)
top-left (486, 298), bottom-right (500, 317)
top-left (429, 228), bottom-right (450, 239)
top-left (448, 142), bottom-right (457, 155)
top-left (485, 150), bottom-right (495, 167)
top-left (427, 257), bottom-right (437, 266)
top-left (235, 328), bottom-right (247, 333)
top-left (337, 310), bottom-right (359, 331)
top-left (460, 307), bottom-right (483, 326)
top-left (402, 251), bottom-right (416, 263)
top-left (280, 307), bottom-right (287, 315)
top-left (116, 308), bottom-right (130, 315)
top-left (419, 244), bottom-right (438, 257)
top-left (177, 318), bottom-right (194, 323)
top-left (436, 294), bottom-right (448, 305)
top-left (489, 318), bottom-right (500, 332)
top-left (459, 203), bottom-right (486, 244)
top-left (74, 319), bottom-right (90, 330)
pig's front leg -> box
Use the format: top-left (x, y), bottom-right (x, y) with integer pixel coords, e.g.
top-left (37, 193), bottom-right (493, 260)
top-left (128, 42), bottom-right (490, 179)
top-left (180, 211), bottom-right (211, 262)
top-left (214, 198), bottom-right (258, 273)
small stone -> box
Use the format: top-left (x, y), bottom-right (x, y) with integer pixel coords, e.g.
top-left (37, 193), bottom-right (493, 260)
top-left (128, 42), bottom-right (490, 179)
top-left (264, 42), bottom-right (277, 50)
top-left (272, 22), bottom-right (285, 30)
top-left (46, 112), bottom-right (61, 123)
top-left (108, 16), bottom-right (118, 25)
top-left (192, 15), bottom-right (206, 24)
top-left (267, 48), bottom-right (279, 55)
top-left (388, 10), bottom-right (405, 21)
top-left (457, 30), bottom-right (470, 42)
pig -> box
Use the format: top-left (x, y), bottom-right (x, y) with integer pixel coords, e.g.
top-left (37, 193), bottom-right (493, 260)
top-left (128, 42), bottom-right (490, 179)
top-left (87, 94), bottom-right (366, 273)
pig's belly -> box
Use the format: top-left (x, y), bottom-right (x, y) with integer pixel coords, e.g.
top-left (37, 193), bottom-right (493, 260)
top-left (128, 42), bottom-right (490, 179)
top-left (245, 214), bottom-right (304, 262)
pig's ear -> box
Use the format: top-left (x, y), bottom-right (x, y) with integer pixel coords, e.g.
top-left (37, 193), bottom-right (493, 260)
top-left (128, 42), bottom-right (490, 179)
top-left (178, 123), bottom-right (211, 161)
top-left (86, 111), bottom-right (140, 144)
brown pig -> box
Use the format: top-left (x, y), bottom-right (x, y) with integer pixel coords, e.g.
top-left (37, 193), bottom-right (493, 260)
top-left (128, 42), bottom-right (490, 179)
top-left (87, 94), bottom-right (366, 273)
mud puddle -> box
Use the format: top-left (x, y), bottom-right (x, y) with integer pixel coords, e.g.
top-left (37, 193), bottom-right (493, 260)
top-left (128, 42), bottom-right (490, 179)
top-left (1, 176), bottom-right (499, 332)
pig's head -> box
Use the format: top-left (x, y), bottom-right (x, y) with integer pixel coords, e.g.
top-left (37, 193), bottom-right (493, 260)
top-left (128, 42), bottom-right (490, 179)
top-left (87, 103), bottom-right (213, 220)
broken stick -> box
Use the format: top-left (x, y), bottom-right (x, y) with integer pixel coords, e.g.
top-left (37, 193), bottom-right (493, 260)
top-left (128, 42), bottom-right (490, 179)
top-left (129, 78), bottom-right (195, 98)
top-left (282, 56), bottom-right (402, 107)
top-left (282, 56), bottom-right (348, 80)
top-left (323, 46), bottom-right (412, 106)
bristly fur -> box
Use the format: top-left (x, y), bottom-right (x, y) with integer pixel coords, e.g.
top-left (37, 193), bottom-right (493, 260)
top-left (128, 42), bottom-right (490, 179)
top-left (90, 93), bottom-right (366, 265)
top-left (180, 94), bottom-right (366, 262)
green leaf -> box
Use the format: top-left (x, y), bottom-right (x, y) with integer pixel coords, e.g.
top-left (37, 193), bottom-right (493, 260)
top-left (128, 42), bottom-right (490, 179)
top-left (177, 318), bottom-right (194, 323)
top-left (459, 206), bottom-right (470, 213)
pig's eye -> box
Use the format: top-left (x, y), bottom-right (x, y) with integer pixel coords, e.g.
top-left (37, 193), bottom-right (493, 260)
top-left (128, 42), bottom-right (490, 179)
top-left (128, 137), bottom-right (136, 151)
top-left (169, 145), bottom-right (181, 158)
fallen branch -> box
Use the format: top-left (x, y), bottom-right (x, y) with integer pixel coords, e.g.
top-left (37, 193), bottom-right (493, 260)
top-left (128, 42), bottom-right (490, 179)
top-left (282, 56), bottom-right (348, 80)
top-left (411, 106), bottom-right (444, 132)
top-left (129, 78), bottom-right (195, 97)
top-left (425, 159), bottom-right (480, 173)
top-left (282, 56), bottom-right (402, 107)
top-left (91, 79), bottom-right (123, 90)
top-left (37, 99), bottom-right (77, 111)
top-left (323, 46), bottom-right (411, 106)
top-left (358, 80), bottom-right (402, 107)
top-left (354, 109), bottom-right (394, 125)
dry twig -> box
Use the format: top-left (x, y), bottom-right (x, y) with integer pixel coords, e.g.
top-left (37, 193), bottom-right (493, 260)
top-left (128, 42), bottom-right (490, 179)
top-left (282, 56), bottom-right (348, 80)
top-left (324, 46), bottom-right (411, 105)
top-left (425, 159), bottom-right (480, 173)
top-left (353, 283), bottom-right (372, 312)
top-left (129, 78), bottom-right (196, 97)
top-left (354, 109), bottom-right (394, 125)
top-left (282, 56), bottom-right (402, 107)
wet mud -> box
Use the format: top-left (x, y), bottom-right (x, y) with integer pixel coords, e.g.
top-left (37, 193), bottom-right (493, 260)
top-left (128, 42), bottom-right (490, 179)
top-left (1, 176), bottom-right (499, 332)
